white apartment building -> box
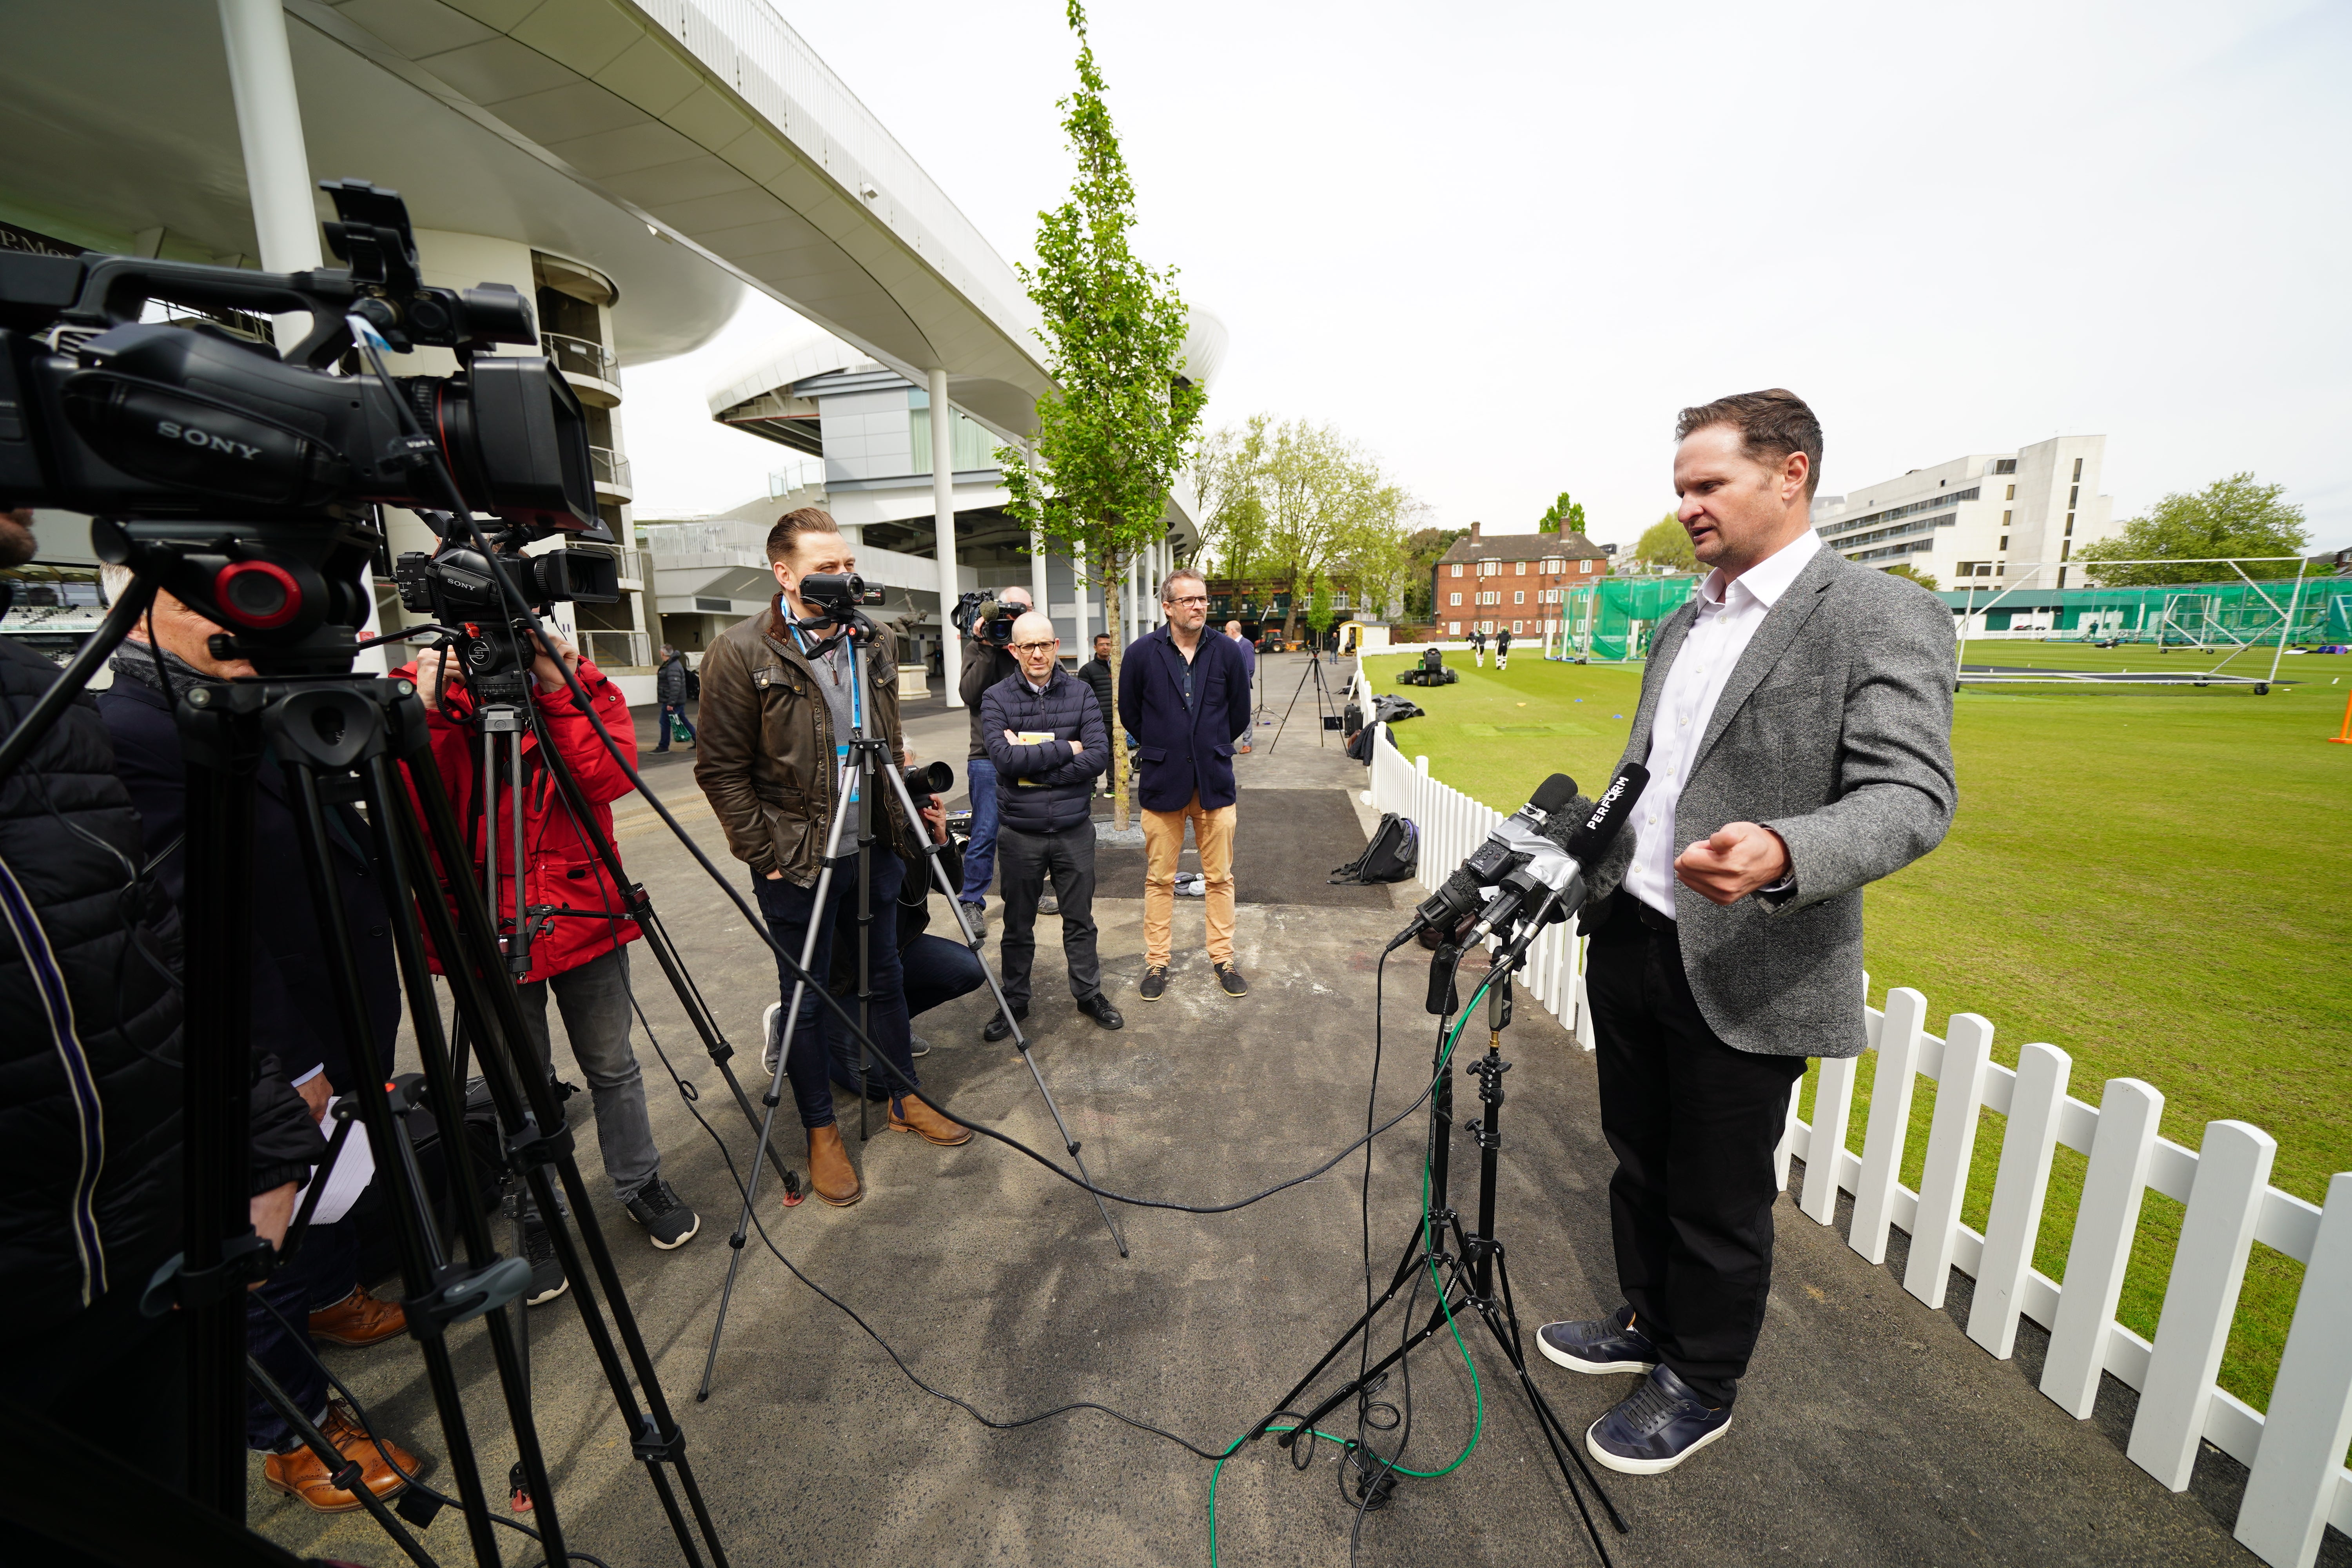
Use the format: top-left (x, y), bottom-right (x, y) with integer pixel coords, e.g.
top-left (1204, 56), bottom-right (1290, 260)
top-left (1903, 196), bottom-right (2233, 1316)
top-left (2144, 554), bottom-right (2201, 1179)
top-left (1810, 435), bottom-right (2117, 591)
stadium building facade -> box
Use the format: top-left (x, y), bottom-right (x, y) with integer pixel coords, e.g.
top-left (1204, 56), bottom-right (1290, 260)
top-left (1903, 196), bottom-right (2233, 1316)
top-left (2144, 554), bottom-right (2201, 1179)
top-left (1810, 434), bottom-right (2117, 591)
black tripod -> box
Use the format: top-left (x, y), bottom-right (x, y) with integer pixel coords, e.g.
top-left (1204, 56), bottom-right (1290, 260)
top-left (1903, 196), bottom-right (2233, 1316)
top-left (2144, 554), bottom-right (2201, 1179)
top-left (9, 518), bottom-right (731, 1568)
top-left (697, 601), bottom-right (1127, 1400)
top-left (1243, 949), bottom-right (1628, 1566)
top-left (1266, 642), bottom-right (1342, 755)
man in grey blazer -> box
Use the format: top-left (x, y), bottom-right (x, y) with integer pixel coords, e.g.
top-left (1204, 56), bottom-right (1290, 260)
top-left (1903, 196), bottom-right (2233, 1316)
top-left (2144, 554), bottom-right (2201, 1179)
top-left (1536, 390), bottom-right (1957, 1476)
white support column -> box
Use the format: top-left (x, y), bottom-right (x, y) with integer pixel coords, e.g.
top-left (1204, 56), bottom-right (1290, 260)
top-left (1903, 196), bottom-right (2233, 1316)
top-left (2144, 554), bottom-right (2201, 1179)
top-left (929, 368), bottom-right (960, 708)
top-left (217, 0), bottom-right (393, 673)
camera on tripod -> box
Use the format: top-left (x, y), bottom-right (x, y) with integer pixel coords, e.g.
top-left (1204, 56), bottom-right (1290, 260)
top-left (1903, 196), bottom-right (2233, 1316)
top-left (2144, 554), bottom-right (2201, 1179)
top-left (0, 180), bottom-right (598, 673)
top-left (800, 571), bottom-right (885, 625)
top-left (950, 588), bottom-right (1019, 646)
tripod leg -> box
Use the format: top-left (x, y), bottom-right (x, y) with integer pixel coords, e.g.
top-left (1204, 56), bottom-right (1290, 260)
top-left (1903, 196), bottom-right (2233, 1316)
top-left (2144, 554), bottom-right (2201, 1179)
top-left (247, 1355), bottom-right (437, 1568)
top-left (877, 760), bottom-right (1129, 1258)
top-left (1264, 654), bottom-right (1316, 757)
top-left (1489, 1245), bottom-right (1628, 1538)
top-left (699, 764), bottom-right (858, 1401)
top-left (396, 730), bottom-right (731, 1568)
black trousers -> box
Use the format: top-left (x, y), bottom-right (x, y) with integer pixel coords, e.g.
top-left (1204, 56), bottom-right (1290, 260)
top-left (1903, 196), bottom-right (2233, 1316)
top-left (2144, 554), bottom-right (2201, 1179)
top-left (1586, 908), bottom-right (1806, 1406)
top-left (997, 822), bottom-right (1100, 1008)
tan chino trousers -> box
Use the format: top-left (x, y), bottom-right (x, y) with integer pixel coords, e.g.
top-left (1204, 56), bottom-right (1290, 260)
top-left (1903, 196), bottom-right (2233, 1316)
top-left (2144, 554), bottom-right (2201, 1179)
top-left (1142, 791), bottom-right (1236, 967)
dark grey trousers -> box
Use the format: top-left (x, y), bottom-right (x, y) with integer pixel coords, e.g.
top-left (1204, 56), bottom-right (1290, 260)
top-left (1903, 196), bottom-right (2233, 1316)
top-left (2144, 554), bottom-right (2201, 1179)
top-left (996, 822), bottom-right (1100, 1009)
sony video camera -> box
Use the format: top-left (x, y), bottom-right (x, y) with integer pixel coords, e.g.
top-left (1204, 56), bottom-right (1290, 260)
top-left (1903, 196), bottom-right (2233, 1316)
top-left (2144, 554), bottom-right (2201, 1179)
top-left (0, 179), bottom-right (599, 671)
top-left (951, 589), bottom-right (1020, 647)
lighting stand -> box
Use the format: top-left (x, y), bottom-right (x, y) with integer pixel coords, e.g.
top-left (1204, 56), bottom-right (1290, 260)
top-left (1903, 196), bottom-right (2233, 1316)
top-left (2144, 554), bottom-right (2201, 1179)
top-left (1242, 947), bottom-right (1628, 1566)
top-left (697, 606), bottom-right (1128, 1402)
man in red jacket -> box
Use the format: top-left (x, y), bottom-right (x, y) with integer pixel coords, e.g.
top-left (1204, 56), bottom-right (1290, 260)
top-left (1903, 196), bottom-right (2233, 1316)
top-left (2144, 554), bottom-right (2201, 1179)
top-left (409, 633), bottom-right (697, 1305)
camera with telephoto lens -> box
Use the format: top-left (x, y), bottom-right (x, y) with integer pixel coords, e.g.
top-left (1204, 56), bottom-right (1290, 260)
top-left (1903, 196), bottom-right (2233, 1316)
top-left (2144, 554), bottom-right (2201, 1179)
top-left (950, 588), bottom-right (1020, 646)
top-left (901, 759), bottom-right (953, 810)
top-left (0, 180), bottom-right (599, 672)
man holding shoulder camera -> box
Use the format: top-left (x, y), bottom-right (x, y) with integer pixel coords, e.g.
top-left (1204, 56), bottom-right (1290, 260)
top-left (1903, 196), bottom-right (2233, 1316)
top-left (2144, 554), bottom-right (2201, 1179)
top-left (979, 612), bottom-right (1120, 1042)
top-left (955, 585), bottom-right (1031, 935)
top-left (695, 508), bottom-right (970, 1209)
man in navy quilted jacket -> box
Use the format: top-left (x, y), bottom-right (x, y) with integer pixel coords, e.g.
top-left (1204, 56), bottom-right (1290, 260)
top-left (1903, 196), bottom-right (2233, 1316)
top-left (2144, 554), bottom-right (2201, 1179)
top-left (979, 612), bottom-right (1122, 1041)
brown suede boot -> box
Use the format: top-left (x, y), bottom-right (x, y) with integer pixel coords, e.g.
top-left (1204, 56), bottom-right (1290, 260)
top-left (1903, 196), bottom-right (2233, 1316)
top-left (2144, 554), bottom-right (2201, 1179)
top-left (806, 1123), bottom-right (863, 1207)
top-left (887, 1094), bottom-right (973, 1148)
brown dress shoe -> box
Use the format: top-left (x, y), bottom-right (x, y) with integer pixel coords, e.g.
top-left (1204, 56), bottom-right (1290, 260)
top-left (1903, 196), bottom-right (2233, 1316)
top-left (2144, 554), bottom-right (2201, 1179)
top-left (308, 1283), bottom-right (406, 1348)
top-left (263, 1401), bottom-right (421, 1513)
top-left (887, 1094), bottom-right (973, 1148)
top-left (807, 1123), bottom-right (863, 1207)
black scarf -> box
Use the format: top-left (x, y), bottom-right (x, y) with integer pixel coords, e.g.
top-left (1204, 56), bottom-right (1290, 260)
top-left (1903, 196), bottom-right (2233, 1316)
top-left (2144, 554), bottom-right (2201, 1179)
top-left (109, 640), bottom-right (214, 704)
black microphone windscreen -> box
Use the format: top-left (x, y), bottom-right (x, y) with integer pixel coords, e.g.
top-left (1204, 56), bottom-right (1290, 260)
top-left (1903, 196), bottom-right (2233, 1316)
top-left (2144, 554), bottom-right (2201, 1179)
top-left (1567, 764), bottom-right (1650, 864)
top-left (1530, 772), bottom-right (1578, 815)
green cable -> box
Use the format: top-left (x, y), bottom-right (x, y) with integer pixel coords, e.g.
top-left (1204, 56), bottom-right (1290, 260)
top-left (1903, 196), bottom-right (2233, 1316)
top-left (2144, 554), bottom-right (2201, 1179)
top-left (1207, 978), bottom-right (1495, 1565)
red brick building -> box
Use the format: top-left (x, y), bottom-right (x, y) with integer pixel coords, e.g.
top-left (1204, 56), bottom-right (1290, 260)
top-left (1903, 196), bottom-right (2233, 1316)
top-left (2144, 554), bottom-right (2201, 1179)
top-left (1433, 523), bottom-right (1611, 639)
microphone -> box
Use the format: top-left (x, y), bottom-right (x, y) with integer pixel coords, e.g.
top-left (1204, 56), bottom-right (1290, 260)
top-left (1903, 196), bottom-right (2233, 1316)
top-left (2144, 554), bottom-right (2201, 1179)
top-left (1490, 762), bottom-right (1652, 965)
top-left (1386, 773), bottom-right (1580, 951)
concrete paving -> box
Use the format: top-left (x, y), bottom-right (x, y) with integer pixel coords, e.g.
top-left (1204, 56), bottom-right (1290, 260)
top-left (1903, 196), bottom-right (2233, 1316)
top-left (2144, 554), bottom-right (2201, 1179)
top-left (247, 653), bottom-right (2308, 1568)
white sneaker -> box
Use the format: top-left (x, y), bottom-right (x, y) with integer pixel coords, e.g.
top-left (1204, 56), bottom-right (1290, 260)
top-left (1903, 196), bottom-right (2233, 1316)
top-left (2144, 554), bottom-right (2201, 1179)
top-left (760, 1000), bottom-right (782, 1074)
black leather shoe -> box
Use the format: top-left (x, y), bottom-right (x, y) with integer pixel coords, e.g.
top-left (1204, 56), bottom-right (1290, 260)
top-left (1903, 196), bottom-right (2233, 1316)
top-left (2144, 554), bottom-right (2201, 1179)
top-left (1077, 993), bottom-right (1124, 1030)
top-left (980, 1005), bottom-right (1029, 1043)
top-left (1586, 1365), bottom-right (1732, 1475)
top-left (1214, 962), bottom-right (1249, 997)
top-left (1536, 1305), bottom-right (1658, 1375)
top-left (1139, 967), bottom-right (1169, 1001)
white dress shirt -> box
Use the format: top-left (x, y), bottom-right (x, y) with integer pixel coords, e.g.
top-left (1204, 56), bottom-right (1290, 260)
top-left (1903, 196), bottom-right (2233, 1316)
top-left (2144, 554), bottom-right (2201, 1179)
top-left (1622, 528), bottom-right (1822, 918)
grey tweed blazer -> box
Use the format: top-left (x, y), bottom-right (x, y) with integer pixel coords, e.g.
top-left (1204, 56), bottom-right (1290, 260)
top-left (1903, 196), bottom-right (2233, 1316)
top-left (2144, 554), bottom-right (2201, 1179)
top-left (1586, 546), bottom-right (1957, 1058)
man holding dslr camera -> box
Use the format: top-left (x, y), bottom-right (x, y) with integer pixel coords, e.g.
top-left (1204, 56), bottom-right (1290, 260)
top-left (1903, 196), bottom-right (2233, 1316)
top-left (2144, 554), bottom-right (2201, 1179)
top-left (696, 508), bottom-right (970, 1209)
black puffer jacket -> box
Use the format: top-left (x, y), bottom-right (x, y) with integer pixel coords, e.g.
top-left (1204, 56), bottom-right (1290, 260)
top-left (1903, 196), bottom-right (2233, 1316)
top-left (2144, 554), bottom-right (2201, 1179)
top-left (0, 639), bottom-right (325, 1336)
top-left (980, 666), bottom-right (1108, 833)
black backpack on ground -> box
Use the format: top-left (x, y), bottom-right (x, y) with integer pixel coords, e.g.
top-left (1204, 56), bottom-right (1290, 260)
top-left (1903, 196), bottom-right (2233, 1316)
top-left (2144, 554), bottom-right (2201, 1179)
top-left (1331, 811), bottom-right (1418, 884)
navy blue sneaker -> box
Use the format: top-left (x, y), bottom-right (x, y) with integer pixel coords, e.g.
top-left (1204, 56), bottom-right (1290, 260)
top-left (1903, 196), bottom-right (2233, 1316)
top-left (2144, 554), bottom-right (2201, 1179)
top-left (1585, 1365), bottom-right (1732, 1475)
top-left (1535, 1305), bottom-right (1658, 1376)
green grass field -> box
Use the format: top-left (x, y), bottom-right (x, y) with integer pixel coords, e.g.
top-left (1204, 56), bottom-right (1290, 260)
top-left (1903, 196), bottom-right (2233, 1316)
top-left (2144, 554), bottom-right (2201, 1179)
top-left (1363, 646), bottom-right (2352, 1422)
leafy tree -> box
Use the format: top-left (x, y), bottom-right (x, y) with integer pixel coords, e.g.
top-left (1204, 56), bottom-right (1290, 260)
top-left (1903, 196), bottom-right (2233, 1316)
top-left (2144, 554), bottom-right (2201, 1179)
top-left (1304, 573), bottom-right (1335, 639)
top-left (997, 0), bottom-right (1204, 826)
top-left (1633, 512), bottom-right (1697, 572)
top-left (2076, 473), bottom-right (2308, 585)
top-left (1537, 492), bottom-right (1587, 536)
top-left (1194, 414), bottom-right (1271, 577)
top-left (1402, 525), bottom-right (1465, 619)
top-left (1880, 562), bottom-right (1940, 592)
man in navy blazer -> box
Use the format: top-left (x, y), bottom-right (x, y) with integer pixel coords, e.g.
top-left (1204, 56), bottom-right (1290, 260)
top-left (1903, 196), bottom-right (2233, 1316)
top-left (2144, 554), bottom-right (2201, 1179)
top-left (1116, 566), bottom-right (1253, 1002)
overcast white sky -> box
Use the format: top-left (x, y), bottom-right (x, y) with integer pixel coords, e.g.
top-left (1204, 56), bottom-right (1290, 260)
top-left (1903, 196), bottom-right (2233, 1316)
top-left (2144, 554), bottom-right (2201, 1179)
top-left (622, 0), bottom-right (2352, 554)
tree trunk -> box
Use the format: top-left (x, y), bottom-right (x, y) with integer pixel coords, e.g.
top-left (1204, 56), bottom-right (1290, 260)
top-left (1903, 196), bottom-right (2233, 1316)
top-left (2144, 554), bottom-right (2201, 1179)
top-left (1105, 548), bottom-right (1129, 831)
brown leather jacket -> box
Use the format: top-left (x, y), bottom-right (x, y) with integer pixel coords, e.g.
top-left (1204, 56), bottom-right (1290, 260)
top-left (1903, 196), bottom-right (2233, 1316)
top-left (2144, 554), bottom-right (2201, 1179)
top-left (693, 608), bottom-right (913, 887)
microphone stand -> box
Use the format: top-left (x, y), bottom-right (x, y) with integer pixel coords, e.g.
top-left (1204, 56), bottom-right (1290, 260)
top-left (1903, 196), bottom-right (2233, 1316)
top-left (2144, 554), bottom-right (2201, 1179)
top-left (1241, 901), bottom-right (1627, 1566)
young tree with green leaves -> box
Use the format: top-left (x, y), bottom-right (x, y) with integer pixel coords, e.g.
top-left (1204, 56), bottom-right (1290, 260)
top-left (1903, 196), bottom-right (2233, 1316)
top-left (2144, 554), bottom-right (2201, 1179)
top-left (1633, 512), bottom-right (1698, 572)
top-left (1880, 561), bottom-right (1940, 592)
top-left (2076, 473), bottom-right (2308, 585)
top-left (996, 0), bottom-right (1205, 827)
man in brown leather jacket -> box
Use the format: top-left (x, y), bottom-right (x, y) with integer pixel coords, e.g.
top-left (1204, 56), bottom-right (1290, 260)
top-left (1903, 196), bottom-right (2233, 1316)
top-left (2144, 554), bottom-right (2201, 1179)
top-left (693, 508), bottom-right (970, 1206)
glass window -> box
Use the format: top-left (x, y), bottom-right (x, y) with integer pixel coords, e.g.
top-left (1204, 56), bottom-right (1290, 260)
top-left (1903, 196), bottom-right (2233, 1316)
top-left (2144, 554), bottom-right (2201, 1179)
top-left (1450, 563), bottom-right (1463, 577)
top-left (1513, 590), bottom-right (1524, 604)
top-left (2072, 457), bottom-right (2084, 481)
top-left (1579, 559), bottom-right (1595, 574)
top-left (2069, 485), bottom-right (2080, 507)
top-left (1448, 591), bottom-right (1461, 606)
top-left (1448, 621), bottom-right (1461, 634)
top-left (1999, 535), bottom-right (2009, 550)
top-left (1514, 561), bottom-right (1527, 575)
top-left (2005, 485), bottom-right (2016, 500)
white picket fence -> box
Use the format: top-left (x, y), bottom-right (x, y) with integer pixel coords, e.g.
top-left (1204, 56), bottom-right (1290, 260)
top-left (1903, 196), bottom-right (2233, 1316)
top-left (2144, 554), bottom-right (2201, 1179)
top-left (1356, 714), bottom-right (2352, 1567)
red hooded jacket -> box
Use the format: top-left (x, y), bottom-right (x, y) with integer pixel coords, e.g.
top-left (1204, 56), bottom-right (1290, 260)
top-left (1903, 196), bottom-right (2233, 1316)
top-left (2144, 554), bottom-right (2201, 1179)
top-left (395, 657), bottom-right (641, 984)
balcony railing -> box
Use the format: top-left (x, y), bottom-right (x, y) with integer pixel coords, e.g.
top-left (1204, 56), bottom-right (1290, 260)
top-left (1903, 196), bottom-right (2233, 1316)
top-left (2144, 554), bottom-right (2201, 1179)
top-left (591, 446), bottom-right (632, 492)
top-left (579, 630), bottom-right (650, 670)
top-left (613, 548), bottom-right (650, 588)
top-left (543, 331), bottom-right (618, 383)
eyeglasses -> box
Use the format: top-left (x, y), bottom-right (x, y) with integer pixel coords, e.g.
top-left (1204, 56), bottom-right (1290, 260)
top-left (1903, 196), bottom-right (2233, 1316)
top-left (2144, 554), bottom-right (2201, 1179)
top-left (1012, 640), bottom-right (1059, 654)
top-left (1166, 595), bottom-right (1209, 608)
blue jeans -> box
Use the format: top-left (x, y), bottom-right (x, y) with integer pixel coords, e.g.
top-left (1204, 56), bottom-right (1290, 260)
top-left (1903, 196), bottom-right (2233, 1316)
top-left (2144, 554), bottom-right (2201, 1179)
top-left (654, 701), bottom-right (694, 750)
top-left (959, 756), bottom-right (1000, 903)
top-left (826, 931), bottom-right (987, 1096)
top-left (247, 1215), bottom-right (360, 1450)
top-left (755, 851), bottom-right (918, 1129)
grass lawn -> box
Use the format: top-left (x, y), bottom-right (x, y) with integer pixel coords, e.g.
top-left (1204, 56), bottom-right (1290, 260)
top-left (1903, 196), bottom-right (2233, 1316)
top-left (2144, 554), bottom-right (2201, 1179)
top-left (1362, 647), bottom-right (2352, 1423)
